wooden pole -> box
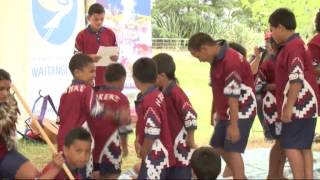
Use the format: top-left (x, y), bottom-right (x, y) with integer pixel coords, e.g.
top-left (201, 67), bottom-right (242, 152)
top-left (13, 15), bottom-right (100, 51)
top-left (11, 84), bottom-right (75, 180)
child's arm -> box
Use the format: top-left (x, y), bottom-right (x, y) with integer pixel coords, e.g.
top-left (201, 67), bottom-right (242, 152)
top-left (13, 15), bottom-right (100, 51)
top-left (140, 138), bottom-right (155, 160)
top-left (281, 82), bottom-right (302, 123)
top-left (250, 46), bottom-right (262, 75)
top-left (120, 134), bottom-right (129, 157)
top-left (227, 97), bottom-right (240, 143)
top-left (39, 152), bottom-right (64, 179)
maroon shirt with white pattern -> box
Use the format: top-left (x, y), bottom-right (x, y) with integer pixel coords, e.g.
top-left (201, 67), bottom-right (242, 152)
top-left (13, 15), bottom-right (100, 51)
top-left (275, 34), bottom-right (319, 120)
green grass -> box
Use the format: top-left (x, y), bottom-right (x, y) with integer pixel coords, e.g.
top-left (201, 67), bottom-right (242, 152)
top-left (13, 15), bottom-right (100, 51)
top-left (17, 50), bottom-right (320, 171)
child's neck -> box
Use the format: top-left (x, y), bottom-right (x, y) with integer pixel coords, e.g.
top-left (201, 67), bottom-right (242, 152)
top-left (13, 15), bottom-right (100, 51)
top-left (282, 31), bottom-right (295, 43)
top-left (161, 79), bottom-right (173, 91)
top-left (140, 83), bottom-right (154, 94)
top-left (105, 82), bottom-right (121, 89)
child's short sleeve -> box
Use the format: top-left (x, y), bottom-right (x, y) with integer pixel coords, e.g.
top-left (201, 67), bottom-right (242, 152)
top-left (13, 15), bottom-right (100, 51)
top-left (287, 51), bottom-right (305, 84)
top-left (223, 60), bottom-right (242, 98)
top-left (118, 96), bottom-right (133, 135)
top-left (143, 106), bottom-right (161, 139)
top-left (173, 88), bottom-right (197, 131)
top-left (74, 32), bottom-right (84, 54)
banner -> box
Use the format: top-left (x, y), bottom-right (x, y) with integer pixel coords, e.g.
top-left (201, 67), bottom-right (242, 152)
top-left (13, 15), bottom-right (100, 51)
top-left (29, 0), bottom-right (85, 119)
top-left (90, 0), bottom-right (152, 114)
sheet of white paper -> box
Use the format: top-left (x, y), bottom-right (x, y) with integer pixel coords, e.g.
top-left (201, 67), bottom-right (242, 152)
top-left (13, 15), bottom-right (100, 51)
top-left (95, 46), bottom-right (119, 66)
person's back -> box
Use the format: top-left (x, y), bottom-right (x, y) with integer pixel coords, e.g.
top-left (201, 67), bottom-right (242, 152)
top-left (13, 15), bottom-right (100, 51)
top-left (133, 57), bottom-right (175, 179)
top-left (152, 53), bottom-right (197, 179)
top-left (190, 146), bottom-right (221, 179)
top-left (89, 63), bottom-right (132, 179)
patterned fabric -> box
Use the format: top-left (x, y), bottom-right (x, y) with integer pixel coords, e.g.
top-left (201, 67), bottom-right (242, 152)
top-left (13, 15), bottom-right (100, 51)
top-left (144, 139), bottom-right (169, 179)
top-left (263, 92), bottom-right (278, 124)
top-left (0, 95), bottom-right (19, 156)
top-left (210, 42), bottom-right (256, 120)
top-left (275, 34), bottom-right (319, 119)
top-left (173, 128), bottom-right (194, 166)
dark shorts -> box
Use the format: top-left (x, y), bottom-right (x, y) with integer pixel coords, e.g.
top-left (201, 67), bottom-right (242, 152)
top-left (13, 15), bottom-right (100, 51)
top-left (210, 118), bottom-right (254, 153)
top-left (0, 149), bottom-right (29, 179)
top-left (138, 162), bottom-right (168, 179)
top-left (266, 122), bottom-right (282, 140)
top-left (93, 161), bottom-right (121, 175)
top-left (280, 118), bottom-right (317, 149)
top-left (167, 166), bottom-right (192, 179)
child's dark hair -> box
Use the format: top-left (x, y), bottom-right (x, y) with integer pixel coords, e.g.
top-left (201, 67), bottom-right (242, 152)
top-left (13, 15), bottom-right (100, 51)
top-left (133, 57), bottom-right (157, 83)
top-left (229, 42), bottom-right (247, 57)
top-left (105, 63), bottom-right (126, 82)
top-left (0, 69), bottom-right (11, 81)
top-left (316, 9), bottom-right (320, 32)
top-left (64, 128), bottom-right (92, 148)
top-left (152, 53), bottom-right (178, 82)
top-left (268, 8), bottom-right (296, 30)
top-left (69, 53), bottom-right (93, 76)
top-left (188, 32), bottom-right (216, 51)
top-left (190, 147), bottom-right (221, 180)
top-left (88, 3), bottom-right (105, 16)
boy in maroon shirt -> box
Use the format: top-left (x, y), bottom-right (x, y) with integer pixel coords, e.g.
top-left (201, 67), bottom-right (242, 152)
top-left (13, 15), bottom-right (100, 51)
top-left (308, 10), bottom-right (320, 91)
top-left (132, 57), bottom-right (176, 179)
top-left (57, 53), bottom-right (103, 151)
top-left (74, 3), bottom-right (118, 86)
top-left (89, 63), bottom-right (132, 179)
top-left (188, 33), bottom-right (256, 179)
top-left (152, 53), bottom-right (197, 179)
top-left (269, 8), bottom-right (319, 179)
top-left (41, 128), bottom-right (92, 179)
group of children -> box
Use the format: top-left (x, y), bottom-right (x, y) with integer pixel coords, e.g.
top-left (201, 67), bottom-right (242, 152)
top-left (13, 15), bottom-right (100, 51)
top-left (0, 53), bottom-right (221, 179)
top-left (188, 8), bottom-right (320, 179)
top-left (1, 2), bottom-right (320, 179)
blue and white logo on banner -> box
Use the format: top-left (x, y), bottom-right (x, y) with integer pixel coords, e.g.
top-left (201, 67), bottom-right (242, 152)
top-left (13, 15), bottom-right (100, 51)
top-left (32, 0), bottom-right (77, 44)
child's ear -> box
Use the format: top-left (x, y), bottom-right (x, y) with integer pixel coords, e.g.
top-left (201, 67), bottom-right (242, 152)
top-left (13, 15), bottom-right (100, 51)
top-left (74, 69), bottom-right (81, 77)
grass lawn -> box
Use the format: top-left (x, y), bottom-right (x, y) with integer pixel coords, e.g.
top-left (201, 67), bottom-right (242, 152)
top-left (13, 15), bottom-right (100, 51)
top-left (17, 50), bottom-right (320, 171)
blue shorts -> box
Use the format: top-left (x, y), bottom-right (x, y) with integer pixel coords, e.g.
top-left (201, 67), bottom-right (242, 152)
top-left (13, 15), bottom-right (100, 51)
top-left (167, 166), bottom-right (192, 179)
top-left (93, 162), bottom-right (121, 175)
top-left (0, 149), bottom-right (28, 179)
top-left (138, 162), bottom-right (168, 179)
top-left (280, 118), bottom-right (317, 149)
top-left (210, 118), bottom-right (254, 153)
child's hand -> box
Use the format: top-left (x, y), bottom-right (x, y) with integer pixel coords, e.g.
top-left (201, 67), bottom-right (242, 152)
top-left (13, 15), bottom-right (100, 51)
top-left (52, 151), bottom-right (65, 169)
top-left (281, 104), bottom-right (293, 123)
top-left (110, 55), bottom-right (119, 62)
top-left (88, 54), bottom-right (102, 62)
top-left (226, 123), bottom-right (240, 143)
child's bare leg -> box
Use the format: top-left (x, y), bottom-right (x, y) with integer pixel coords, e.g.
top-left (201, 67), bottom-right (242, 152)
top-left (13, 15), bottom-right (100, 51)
top-left (278, 147), bottom-right (287, 179)
top-left (302, 149), bottom-right (313, 179)
top-left (222, 165), bottom-right (232, 177)
top-left (285, 149), bottom-right (304, 179)
top-left (228, 152), bottom-right (245, 179)
top-left (214, 148), bottom-right (233, 177)
top-left (15, 161), bottom-right (39, 179)
top-left (267, 140), bottom-right (286, 179)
